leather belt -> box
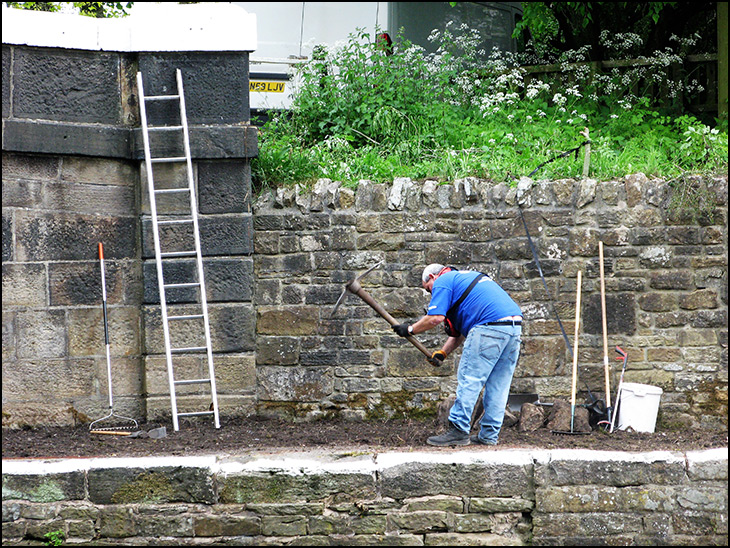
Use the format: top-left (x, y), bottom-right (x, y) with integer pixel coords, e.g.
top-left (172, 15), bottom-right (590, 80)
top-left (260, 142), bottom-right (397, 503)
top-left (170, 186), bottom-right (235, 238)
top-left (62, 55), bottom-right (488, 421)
top-left (486, 320), bottom-right (522, 326)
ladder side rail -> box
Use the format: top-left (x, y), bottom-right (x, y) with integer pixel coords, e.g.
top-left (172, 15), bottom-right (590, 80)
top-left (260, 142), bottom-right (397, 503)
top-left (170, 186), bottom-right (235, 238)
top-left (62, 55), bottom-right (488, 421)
top-left (137, 71), bottom-right (181, 432)
top-left (175, 69), bottom-right (220, 428)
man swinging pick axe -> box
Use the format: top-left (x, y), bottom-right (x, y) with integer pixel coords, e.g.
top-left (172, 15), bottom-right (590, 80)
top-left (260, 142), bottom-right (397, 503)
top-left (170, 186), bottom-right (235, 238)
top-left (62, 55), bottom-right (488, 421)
top-left (392, 264), bottom-right (523, 446)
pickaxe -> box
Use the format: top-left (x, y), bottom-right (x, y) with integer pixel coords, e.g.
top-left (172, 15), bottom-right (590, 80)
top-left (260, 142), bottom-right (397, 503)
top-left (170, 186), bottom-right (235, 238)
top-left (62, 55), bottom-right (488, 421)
top-left (331, 261), bottom-right (442, 366)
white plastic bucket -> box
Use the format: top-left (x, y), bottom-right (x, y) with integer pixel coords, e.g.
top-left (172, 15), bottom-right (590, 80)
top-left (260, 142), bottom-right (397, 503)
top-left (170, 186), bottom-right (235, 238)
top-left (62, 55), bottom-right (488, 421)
top-left (616, 383), bottom-right (663, 433)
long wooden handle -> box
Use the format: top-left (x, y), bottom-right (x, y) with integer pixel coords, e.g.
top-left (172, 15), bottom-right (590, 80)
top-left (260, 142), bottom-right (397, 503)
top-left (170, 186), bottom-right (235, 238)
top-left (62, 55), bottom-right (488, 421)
top-left (571, 271), bottom-right (582, 408)
top-left (351, 286), bottom-right (434, 359)
top-left (599, 241), bottom-right (611, 408)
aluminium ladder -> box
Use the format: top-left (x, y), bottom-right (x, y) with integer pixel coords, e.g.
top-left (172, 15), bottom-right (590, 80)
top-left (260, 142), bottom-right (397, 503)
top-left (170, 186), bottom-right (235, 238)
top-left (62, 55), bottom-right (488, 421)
top-left (136, 69), bottom-right (220, 431)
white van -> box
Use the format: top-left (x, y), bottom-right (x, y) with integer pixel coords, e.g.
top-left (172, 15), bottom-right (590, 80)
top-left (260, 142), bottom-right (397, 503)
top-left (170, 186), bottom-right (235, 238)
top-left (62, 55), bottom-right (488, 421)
top-left (236, 2), bottom-right (523, 120)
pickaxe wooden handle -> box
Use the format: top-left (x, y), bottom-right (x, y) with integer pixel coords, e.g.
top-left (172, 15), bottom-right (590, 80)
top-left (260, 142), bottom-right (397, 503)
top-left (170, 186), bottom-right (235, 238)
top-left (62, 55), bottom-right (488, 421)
top-left (331, 262), bottom-right (441, 366)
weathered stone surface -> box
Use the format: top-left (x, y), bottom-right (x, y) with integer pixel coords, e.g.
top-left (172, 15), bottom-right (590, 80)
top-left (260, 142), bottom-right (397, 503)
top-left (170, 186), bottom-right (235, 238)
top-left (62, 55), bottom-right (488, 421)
top-left (257, 306), bottom-right (319, 336)
top-left (88, 466), bottom-right (216, 505)
top-left (257, 365), bottom-right (333, 401)
top-left (2, 472), bottom-right (86, 502)
top-left (378, 458), bottom-right (533, 499)
top-left (219, 470), bottom-right (376, 504)
top-left (534, 451), bottom-right (687, 487)
top-left (13, 48), bottom-right (121, 124)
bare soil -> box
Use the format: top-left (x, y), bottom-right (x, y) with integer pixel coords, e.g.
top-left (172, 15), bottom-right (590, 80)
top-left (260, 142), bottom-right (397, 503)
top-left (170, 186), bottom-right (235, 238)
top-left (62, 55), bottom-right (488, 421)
top-left (2, 415), bottom-right (727, 460)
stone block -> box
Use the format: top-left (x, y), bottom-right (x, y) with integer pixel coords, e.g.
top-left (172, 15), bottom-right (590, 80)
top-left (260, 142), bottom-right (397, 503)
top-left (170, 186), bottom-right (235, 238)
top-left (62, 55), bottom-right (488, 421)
top-left (261, 515), bottom-right (307, 536)
top-left (219, 469), bottom-right (376, 504)
top-left (97, 506), bottom-right (137, 538)
top-left (16, 210), bottom-right (136, 262)
top-left (138, 52), bottom-right (250, 125)
top-left (88, 466), bottom-right (216, 505)
top-left (582, 293), bottom-right (636, 335)
top-left (534, 452), bottom-right (686, 487)
top-left (2, 213), bottom-right (12, 262)
top-left (537, 485), bottom-right (675, 513)
top-left (143, 258), bottom-right (253, 304)
top-left (67, 307), bottom-right (140, 358)
top-left (143, 303), bottom-right (254, 354)
top-left (198, 160), bottom-right (251, 214)
top-left (2, 472), bottom-right (86, 502)
top-left (378, 455), bottom-right (533, 499)
top-left (136, 514), bottom-right (194, 538)
top-left (145, 354), bottom-right (199, 395)
top-left (2, 263), bottom-right (47, 307)
top-left (4, 357), bottom-right (98, 401)
top-left (387, 348), bottom-right (453, 377)
top-left (14, 48), bottom-right (121, 124)
top-left (638, 293), bottom-right (677, 312)
top-left (215, 353), bottom-right (256, 392)
top-left (387, 510), bottom-right (449, 533)
top-left (256, 337), bottom-right (301, 365)
top-left (14, 310), bottom-right (65, 359)
top-left (3, 120), bottom-right (131, 158)
top-left (257, 306), bottom-right (319, 336)
top-left (257, 365), bottom-right (333, 401)
top-left (532, 512), bottom-right (643, 538)
top-left (469, 497), bottom-right (534, 513)
top-left (194, 515), bottom-right (260, 537)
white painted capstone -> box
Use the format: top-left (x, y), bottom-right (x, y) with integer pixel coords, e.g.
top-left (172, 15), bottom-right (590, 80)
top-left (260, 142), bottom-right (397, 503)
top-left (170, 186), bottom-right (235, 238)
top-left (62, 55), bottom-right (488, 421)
top-left (1, 2), bottom-right (257, 52)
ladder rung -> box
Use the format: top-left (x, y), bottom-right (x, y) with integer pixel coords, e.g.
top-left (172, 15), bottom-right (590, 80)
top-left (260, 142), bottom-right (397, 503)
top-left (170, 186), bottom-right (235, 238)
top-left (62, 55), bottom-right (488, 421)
top-left (164, 282), bottom-right (200, 289)
top-left (154, 188), bottom-right (190, 194)
top-left (178, 411), bottom-right (215, 418)
top-left (160, 251), bottom-right (197, 258)
top-left (148, 125), bottom-right (183, 131)
top-left (175, 378), bottom-right (211, 386)
top-left (145, 94), bottom-right (180, 101)
top-left (151, 157), bottom-right (186, 163)
top-left (168, 314), bottom-right (204, 321)
top-left (157, 218), bottom-right (194, 225)
top-left (171, 346), bottom-right (207, 353)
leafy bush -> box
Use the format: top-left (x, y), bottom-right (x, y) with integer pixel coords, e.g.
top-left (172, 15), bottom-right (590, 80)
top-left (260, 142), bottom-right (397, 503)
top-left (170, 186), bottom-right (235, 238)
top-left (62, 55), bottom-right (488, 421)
top-left (252, 24), bottom-right (728, 191)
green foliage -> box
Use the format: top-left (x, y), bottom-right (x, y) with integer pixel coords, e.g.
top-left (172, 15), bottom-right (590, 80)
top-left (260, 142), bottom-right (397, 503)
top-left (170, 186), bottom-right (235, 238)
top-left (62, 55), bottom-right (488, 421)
top-left (253, 24), bottom-right (727, 194)
top-left (252, 25), bottom-right (728, 195)
top-left (6, 1), bottom-right (133, 17)
top-left (43, 530), bottom-right (65, 546)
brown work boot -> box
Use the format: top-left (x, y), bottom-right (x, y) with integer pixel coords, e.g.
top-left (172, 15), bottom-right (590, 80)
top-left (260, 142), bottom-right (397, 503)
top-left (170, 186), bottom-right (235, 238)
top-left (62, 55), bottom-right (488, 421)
top-left (426, 422), bottom-right (470, 446)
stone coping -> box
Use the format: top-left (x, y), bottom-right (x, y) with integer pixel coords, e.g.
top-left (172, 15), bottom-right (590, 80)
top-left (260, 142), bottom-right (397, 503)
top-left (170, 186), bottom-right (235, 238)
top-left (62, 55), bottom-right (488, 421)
top-left (3, 447), bottom-right (726, 476)
top-left (1, 2), bottom-right (256, 52)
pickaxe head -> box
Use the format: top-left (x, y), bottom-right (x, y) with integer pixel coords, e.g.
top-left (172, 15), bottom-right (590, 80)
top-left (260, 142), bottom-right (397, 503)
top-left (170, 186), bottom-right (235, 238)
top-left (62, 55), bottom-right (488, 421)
top-left (330, 260), bottom-right (383, 318)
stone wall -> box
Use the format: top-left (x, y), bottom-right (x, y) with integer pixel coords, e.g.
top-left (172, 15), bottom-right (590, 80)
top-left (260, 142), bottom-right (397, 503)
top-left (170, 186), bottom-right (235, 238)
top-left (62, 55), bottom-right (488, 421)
top-left (2, 6), bottom-right (728, 431)
top-left (2, 448), bottom-right (727, 545)
top-left (251, 174), bottom-right (728, 429)
top-left (2, 5), bottom-right (258, 428)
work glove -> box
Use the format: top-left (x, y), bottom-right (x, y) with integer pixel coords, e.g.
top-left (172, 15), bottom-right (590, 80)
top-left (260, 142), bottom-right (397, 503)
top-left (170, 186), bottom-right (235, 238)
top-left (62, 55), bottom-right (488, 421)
top-left (431, 350), bottom-right (447, 363)
top-left (392, 322), bottom-right (411, 337)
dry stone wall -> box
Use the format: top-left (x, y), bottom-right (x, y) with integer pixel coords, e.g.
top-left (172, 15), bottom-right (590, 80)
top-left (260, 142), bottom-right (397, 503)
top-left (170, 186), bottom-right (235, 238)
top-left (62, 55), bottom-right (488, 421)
top-left (252, 174), bottom-right (728, 429)
top-left (2, 448), bottom-right (727, 545)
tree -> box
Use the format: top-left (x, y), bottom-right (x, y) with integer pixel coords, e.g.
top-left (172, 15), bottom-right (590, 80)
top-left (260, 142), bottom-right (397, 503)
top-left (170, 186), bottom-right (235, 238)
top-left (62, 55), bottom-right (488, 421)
top-left (515, 2), bottom-right (717, 61)
top-left (4, 2), bottom-right (133, 18)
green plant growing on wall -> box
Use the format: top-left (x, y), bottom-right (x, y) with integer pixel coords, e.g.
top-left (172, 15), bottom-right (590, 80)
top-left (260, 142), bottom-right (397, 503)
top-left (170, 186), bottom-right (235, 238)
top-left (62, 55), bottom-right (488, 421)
top-left (43, 530), bottom-right (65, 546)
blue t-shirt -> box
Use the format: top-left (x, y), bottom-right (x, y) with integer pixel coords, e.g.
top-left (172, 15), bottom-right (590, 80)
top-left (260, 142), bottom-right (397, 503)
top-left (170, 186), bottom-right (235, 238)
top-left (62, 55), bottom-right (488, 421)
top-left (427, 270), bottom-right (522, 336)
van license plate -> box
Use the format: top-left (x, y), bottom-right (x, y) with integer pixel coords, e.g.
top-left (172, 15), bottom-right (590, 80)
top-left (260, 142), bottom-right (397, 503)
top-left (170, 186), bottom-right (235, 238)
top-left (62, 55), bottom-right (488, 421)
top-left (250, 81), bottom-right (286, 93)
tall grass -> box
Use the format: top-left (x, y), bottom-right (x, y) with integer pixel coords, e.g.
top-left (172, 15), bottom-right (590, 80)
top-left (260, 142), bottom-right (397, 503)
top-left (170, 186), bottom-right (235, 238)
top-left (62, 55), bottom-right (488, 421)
top-left (252, 24), bottom-right (728, 193)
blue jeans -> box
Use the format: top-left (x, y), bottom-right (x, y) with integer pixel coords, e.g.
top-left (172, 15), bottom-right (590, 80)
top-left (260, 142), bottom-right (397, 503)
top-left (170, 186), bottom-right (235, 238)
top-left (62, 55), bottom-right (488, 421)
top-left (448, 324), bottom-right (522, 443)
